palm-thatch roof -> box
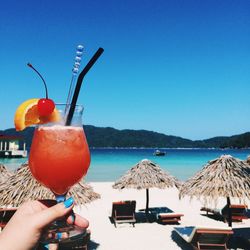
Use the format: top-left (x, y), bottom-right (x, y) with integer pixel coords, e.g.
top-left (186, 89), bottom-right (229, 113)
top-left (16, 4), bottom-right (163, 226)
top-left (113, 159), bottom-right (179, 215)
top-left (0, 164), bottom-right (12, 182)
top-left (179, 155), bottom-right (250, 204)
top-left (113, 159), bottom-right (179, 190)
top-left (0, 163), bottom-right (100, 207)
top-left (246, 155), bottom-right (250, 165)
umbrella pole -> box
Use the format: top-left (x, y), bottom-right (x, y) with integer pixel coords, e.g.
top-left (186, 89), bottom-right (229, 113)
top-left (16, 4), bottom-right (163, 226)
top-left (227, 197), bottom-right (232, 227)
top-left (145, 188), bottom-right (149, 216)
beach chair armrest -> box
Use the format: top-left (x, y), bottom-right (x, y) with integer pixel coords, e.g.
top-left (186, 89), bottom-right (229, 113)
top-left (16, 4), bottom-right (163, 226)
top-left (196, 229), bottom-right (233, 235)
top-left (115, 215), bottom-right (135, 219)
top-left (158, 213), bottom-right (184, 218)
top-left (158, 213), bottom-right (183, 224)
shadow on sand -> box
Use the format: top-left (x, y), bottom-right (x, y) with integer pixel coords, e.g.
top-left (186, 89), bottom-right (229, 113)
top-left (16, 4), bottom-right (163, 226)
top-left (244, 209), bottom-right (250, 218)
top-left (228, 227), bottom-right (250, 250)
top-left (200, 212), bottom-right (225, 222)
top-left (135, 211), bottom-right (156, 223)
top-left (171, 231), bottom-right (193, 250)
top-left (108, 212), bottom-right (156, 226)
top-left (88, 240), bottom-right (100, 250)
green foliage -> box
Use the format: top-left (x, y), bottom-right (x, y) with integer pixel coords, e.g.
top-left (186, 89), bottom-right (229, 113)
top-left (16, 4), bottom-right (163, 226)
top-left (1, 126), bottom-right (250, 149)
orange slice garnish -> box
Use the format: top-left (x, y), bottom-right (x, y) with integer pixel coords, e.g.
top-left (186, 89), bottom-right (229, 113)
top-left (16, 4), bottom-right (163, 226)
top-left (14, 98), bottom-right (60, 131)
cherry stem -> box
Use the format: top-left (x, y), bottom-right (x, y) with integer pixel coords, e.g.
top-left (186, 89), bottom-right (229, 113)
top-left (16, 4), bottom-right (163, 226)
top-left (27, 63), bottom-right (48, 99)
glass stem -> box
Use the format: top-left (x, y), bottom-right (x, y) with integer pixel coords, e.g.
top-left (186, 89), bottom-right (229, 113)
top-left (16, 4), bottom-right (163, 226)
top-left (54, 194), bottom-right (69, 229)
top-left (55, 194), bottom-right (66, 203)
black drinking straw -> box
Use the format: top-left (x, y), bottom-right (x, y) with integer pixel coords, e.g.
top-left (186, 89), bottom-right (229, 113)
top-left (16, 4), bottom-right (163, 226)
top-left (65, 47), bottom-right (104, 126)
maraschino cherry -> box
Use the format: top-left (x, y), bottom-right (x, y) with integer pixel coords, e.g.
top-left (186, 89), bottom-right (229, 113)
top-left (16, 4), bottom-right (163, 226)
top-left (27, 63), bottom-right (55, 116)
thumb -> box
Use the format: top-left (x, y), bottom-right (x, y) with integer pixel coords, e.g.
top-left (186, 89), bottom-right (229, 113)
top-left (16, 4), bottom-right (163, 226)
top-left (35, 197), bottom-right (74, 228)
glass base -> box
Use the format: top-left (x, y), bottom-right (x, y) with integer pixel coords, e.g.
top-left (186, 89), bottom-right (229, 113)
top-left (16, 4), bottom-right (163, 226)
top-left (40, 219), bottom-right (86, 244)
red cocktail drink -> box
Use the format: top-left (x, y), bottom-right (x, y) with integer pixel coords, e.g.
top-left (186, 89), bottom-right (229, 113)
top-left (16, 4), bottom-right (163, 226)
top-left (29, 125), bottom-right (90, 195)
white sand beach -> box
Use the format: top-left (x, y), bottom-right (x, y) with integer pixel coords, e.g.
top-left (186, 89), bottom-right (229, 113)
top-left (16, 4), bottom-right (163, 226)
top-left (74, 182), bottom-right (250, 250)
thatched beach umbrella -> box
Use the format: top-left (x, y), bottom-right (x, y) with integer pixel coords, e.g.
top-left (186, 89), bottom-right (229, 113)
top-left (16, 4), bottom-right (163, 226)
top-left (179, 155), bottom-right (250, 227)
top-left (113, 159), bottom-right (179, 215)
top-left (0, 164), bottom-right (12, 182)
top-left (0, 163), bottom-right (100, 207)
top-left (246, 155), bottom-right (250, 165)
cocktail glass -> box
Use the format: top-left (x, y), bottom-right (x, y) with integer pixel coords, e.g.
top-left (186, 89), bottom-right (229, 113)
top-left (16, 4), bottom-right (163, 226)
top-left (29, 104), bottom-right (90, 243)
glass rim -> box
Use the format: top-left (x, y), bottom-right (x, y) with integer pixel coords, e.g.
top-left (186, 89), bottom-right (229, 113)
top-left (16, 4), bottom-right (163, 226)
top-left (55, 103), bottom-right (84, 111)
top-left (55, 103), bottom-right (83, 106)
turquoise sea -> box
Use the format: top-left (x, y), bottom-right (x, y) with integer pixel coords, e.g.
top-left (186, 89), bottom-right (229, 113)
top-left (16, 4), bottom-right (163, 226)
top-left (1, 148), bottom-right (250, 182)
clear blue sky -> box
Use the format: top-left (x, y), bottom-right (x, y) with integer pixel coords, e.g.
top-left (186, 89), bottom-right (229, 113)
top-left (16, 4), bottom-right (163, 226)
top-left (0, 0), bottom-right (249, 140)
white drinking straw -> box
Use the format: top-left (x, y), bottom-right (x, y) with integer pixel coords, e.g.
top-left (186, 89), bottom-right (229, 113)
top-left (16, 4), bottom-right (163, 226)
top-left (65, 45), bottom-right (84, 115)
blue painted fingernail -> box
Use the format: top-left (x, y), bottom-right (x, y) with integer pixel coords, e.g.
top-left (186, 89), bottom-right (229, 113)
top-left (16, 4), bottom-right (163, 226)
top-left (44, 244), bottom-right (49, 249)
top-left (64, 197), bottom-right (74, 208)
top-left (57, 232), bottom-right (62, 239)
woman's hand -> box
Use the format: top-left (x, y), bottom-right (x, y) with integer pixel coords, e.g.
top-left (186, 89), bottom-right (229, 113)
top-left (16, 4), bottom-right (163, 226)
top-left (0, 198), bottom-right (89, 250)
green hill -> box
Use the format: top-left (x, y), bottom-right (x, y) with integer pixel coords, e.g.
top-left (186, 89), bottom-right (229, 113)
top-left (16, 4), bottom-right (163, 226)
top-left (0, 126), bottom-right (250, 149)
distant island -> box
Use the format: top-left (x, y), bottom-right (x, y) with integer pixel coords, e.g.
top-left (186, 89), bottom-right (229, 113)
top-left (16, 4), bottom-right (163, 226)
top-left (1, 125), bottom-right (250, 149)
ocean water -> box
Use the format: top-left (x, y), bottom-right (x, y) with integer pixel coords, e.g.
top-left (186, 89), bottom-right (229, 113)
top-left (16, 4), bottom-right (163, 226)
top-left (1, 148), bottom-right (250, 182)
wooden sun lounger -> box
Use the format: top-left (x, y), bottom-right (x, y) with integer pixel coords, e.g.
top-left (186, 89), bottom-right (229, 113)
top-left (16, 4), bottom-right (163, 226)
top-left (0, 208), bottom-right (17, 230)
top-left (201, 204), bottom-right (248, 222)
top-left (111, 200), bottom-right (136, 227)
top-left (138, 207), bottom-right (184, 224)
top-left (157, 212), bottom-right (184, 224)
top-left (174, 226), bottom-right (233, 250)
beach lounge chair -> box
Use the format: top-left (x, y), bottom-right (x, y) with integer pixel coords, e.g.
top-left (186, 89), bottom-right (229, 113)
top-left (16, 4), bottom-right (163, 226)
top-left (201, 204), bottom-right (248, 223)
top-left (0, 208), bottom-right (16, 230)
top-left (174, 226), bottom-right (233, 250)
top-left (141, 207), bottom-right (184, 224)
top-left (111, 200), bottom-right (136, 227)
